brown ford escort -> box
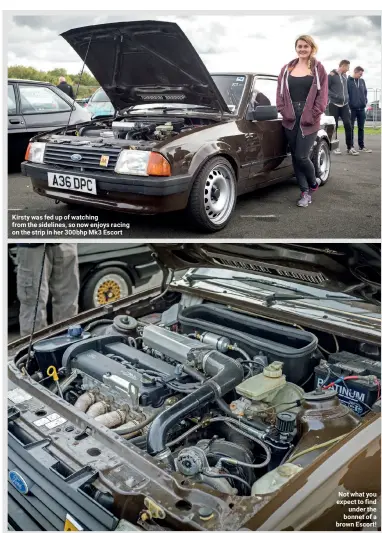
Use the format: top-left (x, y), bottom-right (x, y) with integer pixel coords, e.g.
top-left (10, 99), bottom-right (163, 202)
top-left (21, 21), bottom-right (338, 231)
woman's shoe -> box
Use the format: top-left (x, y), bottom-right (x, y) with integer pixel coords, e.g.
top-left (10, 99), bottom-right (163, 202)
top-left (297, 192), bottom-right (311, 207)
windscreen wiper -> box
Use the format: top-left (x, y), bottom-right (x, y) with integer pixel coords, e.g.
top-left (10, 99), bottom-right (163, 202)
top-left (128, 106), bottom-right (214, 114)
top-left (184, 273), bottom-right (359, 303)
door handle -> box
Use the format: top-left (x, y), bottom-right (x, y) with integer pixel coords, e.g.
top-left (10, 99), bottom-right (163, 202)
top-left (9, 119), bottom-right (24, 124)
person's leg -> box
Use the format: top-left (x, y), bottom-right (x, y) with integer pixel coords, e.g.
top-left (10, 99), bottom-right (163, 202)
top-left (350, 108), bottom-right (357, 148)
top-left (357, 108), bottom-right (366, 150)
top-left (341, 104), bottom-right (357, 153)
top-left (329, 103), bottom-right (341, 153)
top-left (284, 125), bottom-right (309, 194)
top-left (49, 244), bottom-right (79, 323)
top-left (294, 130), bottom-right (317, 190)
top-left (17, 246), bottom-right (51, 336)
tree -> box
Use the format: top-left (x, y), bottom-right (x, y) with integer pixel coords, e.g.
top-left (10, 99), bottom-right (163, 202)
top-left (8, 65), bottom-right (100, 98)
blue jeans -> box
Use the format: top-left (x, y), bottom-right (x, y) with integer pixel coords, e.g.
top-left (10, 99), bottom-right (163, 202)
top-left (350, 108), bottom-right (366, 149)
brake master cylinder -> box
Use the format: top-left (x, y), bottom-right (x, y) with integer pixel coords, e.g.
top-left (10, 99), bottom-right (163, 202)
top-left (155, 122), bottom-right (173, 139)
top-left (236, 361), bottom-right (286, 402)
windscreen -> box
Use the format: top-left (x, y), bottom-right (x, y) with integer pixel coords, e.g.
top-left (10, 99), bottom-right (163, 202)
top-left (211, 75), bottom-right (247, 113)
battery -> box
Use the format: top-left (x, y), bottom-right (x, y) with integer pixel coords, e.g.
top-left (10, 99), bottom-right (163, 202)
top-left (314, 351), bottom-right (380, 417)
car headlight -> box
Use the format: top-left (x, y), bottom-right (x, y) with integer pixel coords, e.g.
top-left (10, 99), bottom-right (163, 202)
top-left (25, 142), bottom-right (46, 164)
top-left (115, 150), bottom-right (171, 176)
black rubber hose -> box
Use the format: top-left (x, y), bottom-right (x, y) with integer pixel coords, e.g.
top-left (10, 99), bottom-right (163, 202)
top-left (146, 349), bottom-right (244, 456)
top-left (84, 319), bottom-right (113, 332)
top-left (16, 353), bottom-right (29, 369)
top-left (183, 365), bottom-right (205, 383)
top-left (146, 383), bottom-right (216, 455)
top-left (128, 435), bottom-right (147, 449)
top-left (201, 470), bottom-right (252, 493)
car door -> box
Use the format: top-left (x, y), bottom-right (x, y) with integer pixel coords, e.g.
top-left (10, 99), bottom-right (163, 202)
top-left (8, 84), bottom-right (26, 133)
top-left (244, 76), bottom-right (293, 189)
top-left (18, 83), bottom-right (73, 134)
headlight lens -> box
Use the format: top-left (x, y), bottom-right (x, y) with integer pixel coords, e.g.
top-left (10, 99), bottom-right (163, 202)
top-left (25, 142), bottom-right (46, 163)
top-left (115, 150), bottom-right (171, 176)
top-left (115, 150), bottom-right (150, 175)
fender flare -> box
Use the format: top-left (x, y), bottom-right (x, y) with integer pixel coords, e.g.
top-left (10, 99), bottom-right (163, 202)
top-left (188, 141), bottom-right (240, 182)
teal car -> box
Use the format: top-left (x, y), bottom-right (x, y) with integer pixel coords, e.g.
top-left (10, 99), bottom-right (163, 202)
top-left (86, 87), bottom-right (114, 118)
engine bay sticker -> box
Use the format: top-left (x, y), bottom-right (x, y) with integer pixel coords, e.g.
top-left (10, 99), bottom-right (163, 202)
top-left (33, 412), bottom-right (66, 428)
top-left (46, 417), bottom-right (66, 429)
top-left (34, 418), bottom-right (50, 427)
top-left (47, 413), bottom-right (61, 421)
top-left (8, 388), bottom-right (32, 405)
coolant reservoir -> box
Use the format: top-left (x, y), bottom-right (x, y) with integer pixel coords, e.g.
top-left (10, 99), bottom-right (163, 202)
top-left (251, 463), bottom-right (302, 495)
top-left (236, 361), bottom-right (286, 401)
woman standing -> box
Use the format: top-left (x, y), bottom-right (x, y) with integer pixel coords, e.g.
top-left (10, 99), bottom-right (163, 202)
top-left (276, 35), bottom-right (328, 207)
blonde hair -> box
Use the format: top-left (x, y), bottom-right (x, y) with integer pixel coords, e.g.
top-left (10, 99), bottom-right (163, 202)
top-left (293, 35), bottom-right (318, 75)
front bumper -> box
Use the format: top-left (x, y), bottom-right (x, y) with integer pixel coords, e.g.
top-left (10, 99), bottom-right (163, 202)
top-left (21, 162), bottom-right (192, 214)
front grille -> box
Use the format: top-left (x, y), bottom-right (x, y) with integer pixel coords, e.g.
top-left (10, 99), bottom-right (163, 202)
top-left (211, 257), bottom-right (328, 284)
top-left (44, 144), bottom-right (121, 172)
top-left (8, 416), bottom-right (117, 531)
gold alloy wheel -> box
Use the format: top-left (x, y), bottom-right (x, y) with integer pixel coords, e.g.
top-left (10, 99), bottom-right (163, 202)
top-left (96, 279), bottom-right (121, 305)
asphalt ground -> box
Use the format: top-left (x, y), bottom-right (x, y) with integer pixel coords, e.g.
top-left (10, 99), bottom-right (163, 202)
top-left (8, 132), bottom-right (381, 239)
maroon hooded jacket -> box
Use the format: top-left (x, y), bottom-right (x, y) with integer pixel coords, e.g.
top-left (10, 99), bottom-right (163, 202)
top-left (276, 57), bottom-right (328, 137)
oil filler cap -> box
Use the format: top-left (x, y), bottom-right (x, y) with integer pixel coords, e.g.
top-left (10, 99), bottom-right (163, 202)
top-left (263, 361), bottom-right (283, 378)
top-left (67, 324), bottom-right (83, 338)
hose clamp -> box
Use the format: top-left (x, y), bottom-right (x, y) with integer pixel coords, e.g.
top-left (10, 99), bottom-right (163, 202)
top-left (202, 351), bottom-right (212, 371)
top-left (207, 380), bottom-right (221, 397)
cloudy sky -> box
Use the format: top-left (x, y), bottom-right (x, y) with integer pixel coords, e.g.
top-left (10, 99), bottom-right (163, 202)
top-left (7, 14), bottom-right (381, 95)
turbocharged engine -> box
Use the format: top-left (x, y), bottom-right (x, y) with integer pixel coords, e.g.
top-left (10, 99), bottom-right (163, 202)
top-left (22, 301), bottom-right (376, 497)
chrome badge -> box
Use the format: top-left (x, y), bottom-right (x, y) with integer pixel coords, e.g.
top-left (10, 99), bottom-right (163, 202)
top-left (70, 153), bottom-right (82, 162)
top-left (9, 470), bottom-right (29, 494)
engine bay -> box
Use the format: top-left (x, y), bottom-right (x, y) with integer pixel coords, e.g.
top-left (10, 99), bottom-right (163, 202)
top-left (12, 298), bottom-right (381, 500)
top-left (66, 115), bottom-right (218, 144)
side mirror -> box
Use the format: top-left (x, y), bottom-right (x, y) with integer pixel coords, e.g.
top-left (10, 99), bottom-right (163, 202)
top-left (247, 105), bottom-right (278, 121)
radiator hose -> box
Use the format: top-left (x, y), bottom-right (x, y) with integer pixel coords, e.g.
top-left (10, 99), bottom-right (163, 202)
top-left (146, 349), bottom-right (244, 458)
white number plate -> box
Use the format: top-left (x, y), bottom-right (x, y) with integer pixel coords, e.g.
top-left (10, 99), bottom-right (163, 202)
top-left (48, 172), bottom-right (97, 195)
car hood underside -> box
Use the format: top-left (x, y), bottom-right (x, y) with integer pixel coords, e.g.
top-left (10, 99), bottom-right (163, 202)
top-left (61, 21), bottom-right (230, 113)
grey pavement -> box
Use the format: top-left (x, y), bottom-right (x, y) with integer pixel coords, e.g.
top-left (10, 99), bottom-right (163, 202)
top-left (8, 133), bottom-right (381, 239)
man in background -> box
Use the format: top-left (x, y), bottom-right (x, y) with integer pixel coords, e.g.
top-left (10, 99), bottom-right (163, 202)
top-left (348, 66), bottom-right (372, 153)
top-left (56, 76), bottom-right (75, 99)
top-left (328, 60), bottom-right (359, 156)
top-left (17, 244), bottom-right (79, 336)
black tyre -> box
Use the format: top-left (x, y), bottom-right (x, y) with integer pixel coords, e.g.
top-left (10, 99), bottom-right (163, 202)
top-left (81, 267), bottom-right (133, 310)
top-left (186, 156), bottom-right (237, 232)
top-left (312, 139), bottom-right (331, 186)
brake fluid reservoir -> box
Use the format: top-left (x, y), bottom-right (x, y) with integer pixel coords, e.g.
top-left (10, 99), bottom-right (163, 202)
top-left (251, 463), bottom-right (303, 495)
top-left (236, 362), bottom-right (286, 401)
